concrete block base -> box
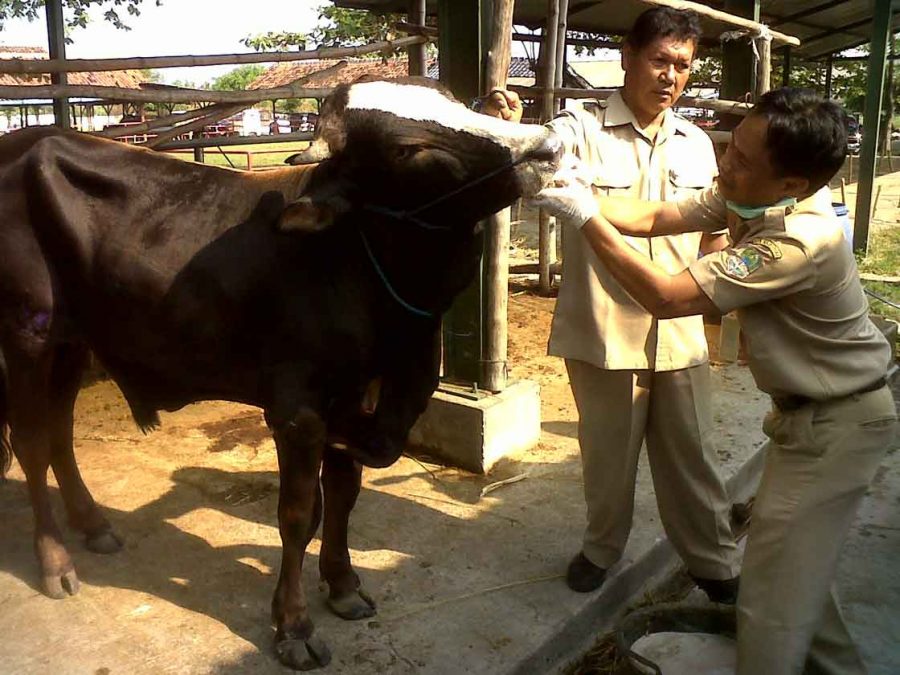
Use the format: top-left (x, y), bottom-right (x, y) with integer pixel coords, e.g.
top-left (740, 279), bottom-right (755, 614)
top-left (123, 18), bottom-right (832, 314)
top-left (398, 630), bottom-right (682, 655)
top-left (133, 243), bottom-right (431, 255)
top-left (408, 379), bottom-right (541, 474)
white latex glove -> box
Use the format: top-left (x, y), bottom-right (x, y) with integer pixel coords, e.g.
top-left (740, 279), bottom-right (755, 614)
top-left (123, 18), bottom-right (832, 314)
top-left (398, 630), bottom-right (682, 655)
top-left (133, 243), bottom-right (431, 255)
top-left (527, 154), bottom-right (599, 228)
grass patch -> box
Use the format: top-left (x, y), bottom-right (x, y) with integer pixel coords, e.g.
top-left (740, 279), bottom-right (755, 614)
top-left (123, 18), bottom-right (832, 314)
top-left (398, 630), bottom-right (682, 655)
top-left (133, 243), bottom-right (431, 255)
top-left (858, 228), bottom-right (900, 324)
top-left (164, 140), bottom-right (311, 171)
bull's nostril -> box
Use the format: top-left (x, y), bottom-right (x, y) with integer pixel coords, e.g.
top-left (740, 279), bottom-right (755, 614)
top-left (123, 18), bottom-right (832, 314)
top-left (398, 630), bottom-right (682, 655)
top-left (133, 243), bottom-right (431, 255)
top-left (529, 133), bottom-right (563, 162)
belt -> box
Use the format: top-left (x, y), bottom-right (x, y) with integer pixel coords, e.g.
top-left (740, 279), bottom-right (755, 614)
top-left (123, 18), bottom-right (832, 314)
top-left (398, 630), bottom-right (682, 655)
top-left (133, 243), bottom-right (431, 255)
top-left (773, 377), bottom-right (888, 412)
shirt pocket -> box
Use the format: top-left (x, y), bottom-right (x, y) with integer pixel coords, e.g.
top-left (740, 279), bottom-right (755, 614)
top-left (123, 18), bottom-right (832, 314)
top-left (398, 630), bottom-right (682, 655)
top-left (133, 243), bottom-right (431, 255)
top-left (668, 165), bottom-right (714, 200)
top-left (592, 164), bottom-right (638, 197)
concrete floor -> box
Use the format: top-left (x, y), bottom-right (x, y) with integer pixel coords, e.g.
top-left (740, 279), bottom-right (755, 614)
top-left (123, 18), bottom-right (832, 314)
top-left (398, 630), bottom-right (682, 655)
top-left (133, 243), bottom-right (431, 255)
top-left (837, 376), bottom-right (900, 675)
top-left (0, 363), bottom-right (769, 675)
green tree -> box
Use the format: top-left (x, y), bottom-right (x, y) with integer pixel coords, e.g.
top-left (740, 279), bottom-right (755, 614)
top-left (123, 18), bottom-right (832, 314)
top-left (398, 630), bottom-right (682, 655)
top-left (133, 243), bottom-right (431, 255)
top-left (210, 65), bottom-right (265, 91)
top-left (0, 0), bottom-right (160, 31)
top-left (243, 7), bottom-right (400, 53)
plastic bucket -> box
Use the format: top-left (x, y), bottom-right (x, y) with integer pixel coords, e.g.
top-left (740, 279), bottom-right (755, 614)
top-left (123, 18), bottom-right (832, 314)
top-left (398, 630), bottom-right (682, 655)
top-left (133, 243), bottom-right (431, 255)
top-left (832, 202), bottom-right (853, 249)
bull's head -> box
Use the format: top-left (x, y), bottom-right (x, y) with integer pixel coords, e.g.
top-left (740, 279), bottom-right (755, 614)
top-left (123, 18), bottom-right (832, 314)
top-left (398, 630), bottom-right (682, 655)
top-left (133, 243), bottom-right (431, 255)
top-left (280, 77), bottom-right (561, 232)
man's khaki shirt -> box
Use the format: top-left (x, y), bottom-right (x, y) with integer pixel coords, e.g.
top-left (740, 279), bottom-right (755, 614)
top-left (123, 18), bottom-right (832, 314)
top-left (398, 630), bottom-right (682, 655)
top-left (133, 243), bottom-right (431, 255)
top-left (547, 91), bottom-right (718, 371)
top-left (683, 185), bottom-right (892, 399)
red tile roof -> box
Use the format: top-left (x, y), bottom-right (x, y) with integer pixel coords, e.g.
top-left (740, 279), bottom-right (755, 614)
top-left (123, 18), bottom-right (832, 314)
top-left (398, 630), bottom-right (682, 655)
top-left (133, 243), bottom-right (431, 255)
top-left (0, 46), bottom-right (145, 89)
top-left (249, 57), bottom-right (436, 91)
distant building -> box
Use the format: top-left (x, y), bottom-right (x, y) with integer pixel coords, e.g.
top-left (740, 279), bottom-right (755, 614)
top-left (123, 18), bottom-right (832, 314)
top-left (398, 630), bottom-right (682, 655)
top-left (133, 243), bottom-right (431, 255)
top-left (0, 45), bottom-right (145, 131)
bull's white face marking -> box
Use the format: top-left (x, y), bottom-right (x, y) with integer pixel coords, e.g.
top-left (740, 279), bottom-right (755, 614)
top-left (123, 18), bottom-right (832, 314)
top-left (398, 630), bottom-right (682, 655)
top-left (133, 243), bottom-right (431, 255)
top-left (345, 81), bottom-right (547, 160)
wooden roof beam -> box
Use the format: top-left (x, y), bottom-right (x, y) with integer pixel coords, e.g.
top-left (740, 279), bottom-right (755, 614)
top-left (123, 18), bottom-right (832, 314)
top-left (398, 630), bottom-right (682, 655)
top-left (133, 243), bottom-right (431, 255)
top-left (766, 0), bottom-right (850, 28)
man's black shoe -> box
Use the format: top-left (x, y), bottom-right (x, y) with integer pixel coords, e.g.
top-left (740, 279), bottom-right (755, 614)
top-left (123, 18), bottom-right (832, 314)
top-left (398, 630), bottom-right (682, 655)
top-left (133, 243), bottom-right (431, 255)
top-left (691, 574), bottom-right (740, 604)
top-left (566, 552), bottom-right (607, 593)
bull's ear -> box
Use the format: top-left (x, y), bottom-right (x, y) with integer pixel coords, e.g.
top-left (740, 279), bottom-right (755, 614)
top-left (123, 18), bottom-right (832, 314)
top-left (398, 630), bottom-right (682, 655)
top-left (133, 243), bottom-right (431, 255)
top-left (278, 184), bottom-right (350, 233)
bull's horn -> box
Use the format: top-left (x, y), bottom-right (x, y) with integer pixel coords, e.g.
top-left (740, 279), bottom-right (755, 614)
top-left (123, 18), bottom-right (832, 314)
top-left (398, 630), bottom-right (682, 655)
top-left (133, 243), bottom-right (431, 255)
top-left (285, 139), bottom-right (332, 165)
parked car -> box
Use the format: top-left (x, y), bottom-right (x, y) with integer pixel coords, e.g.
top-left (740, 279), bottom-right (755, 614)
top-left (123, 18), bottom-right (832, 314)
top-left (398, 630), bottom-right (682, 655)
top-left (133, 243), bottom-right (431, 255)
top-left (846, 116), bottom-right (861, 155)
top-left (289, 112), bottom-right (319, 133)
top-left (269, 117), bottom-right (292, 135)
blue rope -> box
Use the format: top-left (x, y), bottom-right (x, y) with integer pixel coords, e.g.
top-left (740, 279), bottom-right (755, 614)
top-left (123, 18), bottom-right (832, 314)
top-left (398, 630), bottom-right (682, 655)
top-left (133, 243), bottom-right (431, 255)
top-left (359, 230), bottom-right (434, 319)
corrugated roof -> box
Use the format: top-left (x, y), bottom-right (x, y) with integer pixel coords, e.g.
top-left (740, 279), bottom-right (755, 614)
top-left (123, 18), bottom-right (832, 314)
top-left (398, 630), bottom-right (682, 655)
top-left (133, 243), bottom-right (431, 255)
top-left (333, 0), bottom-right (898, 59)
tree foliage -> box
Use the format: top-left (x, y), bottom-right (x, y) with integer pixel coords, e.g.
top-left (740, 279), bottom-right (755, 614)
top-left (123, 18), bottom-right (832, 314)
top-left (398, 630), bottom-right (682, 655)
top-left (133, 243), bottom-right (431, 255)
top-left (243, 7), bottom-right (400, 53)
top-left (210, 64), bottom-right (265, 91)
top-left (0, 0), bottom-right (160, 31)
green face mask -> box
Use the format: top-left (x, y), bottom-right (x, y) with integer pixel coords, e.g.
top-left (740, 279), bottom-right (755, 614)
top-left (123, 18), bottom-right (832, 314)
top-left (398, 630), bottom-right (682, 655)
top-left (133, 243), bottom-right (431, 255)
top-left (725, 196), bottom-right (797, 220)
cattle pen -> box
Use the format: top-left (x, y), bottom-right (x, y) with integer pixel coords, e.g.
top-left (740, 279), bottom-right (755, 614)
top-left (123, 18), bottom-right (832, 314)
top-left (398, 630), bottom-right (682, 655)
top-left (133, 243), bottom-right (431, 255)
top-left (1, 1), bottom-right (899, 673)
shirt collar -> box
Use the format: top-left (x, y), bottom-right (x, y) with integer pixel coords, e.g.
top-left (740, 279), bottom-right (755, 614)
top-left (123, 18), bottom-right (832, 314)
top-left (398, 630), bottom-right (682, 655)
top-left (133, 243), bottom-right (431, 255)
top-left (604, 89), bottom-right (681, 143)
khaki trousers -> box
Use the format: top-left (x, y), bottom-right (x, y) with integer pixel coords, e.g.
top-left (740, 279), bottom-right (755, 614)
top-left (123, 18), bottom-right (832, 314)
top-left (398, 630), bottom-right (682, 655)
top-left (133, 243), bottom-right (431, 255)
top-left (737, 385), bottom-right (898, 675)
top-left (565, 359), bottom-right (738, 579)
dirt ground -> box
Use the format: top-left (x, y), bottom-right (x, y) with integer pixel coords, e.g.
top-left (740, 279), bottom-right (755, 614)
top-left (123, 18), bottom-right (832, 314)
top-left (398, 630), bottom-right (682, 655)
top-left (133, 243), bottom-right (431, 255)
top-left (0, 284), bottom-right (771, 675)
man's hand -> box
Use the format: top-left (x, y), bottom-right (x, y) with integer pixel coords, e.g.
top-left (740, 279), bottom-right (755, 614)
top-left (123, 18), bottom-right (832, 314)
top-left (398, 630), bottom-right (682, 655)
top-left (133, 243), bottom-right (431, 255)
top-left (480, 88), bottom-right (524, 123)
top-left (527, 155), bottom-right (599, 227)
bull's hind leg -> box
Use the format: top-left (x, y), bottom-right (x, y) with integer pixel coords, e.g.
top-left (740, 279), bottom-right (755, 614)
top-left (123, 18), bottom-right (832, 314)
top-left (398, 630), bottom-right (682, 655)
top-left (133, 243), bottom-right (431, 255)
top-left (320, 448), bottom-right (376, 620)
top-left (5, 345), bottom-right (80, 598)
top-left (270, 407), bottom-right (332, 670)
top-left (49, 343), bottom-right (123, 554)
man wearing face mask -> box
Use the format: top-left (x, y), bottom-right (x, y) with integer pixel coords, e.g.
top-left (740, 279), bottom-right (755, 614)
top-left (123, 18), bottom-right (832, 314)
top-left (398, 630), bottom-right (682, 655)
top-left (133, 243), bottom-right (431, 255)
top-left (531, 87), bottom-right (897, 674)
top-left (486, 7), bottom-right (739, 600)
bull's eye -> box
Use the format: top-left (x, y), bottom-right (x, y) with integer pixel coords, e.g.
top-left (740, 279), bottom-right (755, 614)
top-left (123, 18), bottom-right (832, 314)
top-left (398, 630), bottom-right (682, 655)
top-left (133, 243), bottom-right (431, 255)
top-left (394, 145), bottom-right (420, 162)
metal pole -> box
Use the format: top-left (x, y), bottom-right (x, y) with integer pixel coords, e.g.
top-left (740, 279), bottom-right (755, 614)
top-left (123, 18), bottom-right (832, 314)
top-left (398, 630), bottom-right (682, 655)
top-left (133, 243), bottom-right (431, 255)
top-left (45, 0), bottom-right (70, 129)
top-left (408, 0), bottom-right (427, 77)
top-left (781, 46), bottom-right (791, 87)
top-left (438, 0), bottom-right (486, 385)
top-left (825, 53), bottom-right (833, 99)
top-left (720, 0), bottom-right (760, 130)
top-left (853, 1), bottom-right (892, 256)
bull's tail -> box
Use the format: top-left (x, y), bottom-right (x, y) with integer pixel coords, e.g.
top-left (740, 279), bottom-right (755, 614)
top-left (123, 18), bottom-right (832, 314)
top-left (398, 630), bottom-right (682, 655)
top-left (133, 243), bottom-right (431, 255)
top-left (0, 351), bottom-right (10, 479)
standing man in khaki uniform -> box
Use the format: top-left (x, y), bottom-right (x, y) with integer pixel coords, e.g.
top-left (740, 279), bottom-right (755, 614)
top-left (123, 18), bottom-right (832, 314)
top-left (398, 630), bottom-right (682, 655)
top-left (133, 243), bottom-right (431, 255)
top-left (488, 6), bottom-right (739, 599)
top-left (532, 87), bottom-right (897, 674)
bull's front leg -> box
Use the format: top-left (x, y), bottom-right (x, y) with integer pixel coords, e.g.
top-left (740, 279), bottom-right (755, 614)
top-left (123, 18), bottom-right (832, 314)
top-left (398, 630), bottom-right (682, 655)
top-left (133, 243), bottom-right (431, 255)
top-left (270, 406), bottom-right (331, 671)
top-left (319, 448), bottom-right (376, 620)
top-left (347, 327), bottom-right (441, 468)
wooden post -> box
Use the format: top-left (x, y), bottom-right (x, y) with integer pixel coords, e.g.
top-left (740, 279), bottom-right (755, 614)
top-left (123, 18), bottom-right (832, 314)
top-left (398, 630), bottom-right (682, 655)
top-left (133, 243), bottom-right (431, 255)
top-left (754, 31), bottom-right (771, 100)
top-left (45, 0), bottom-right (70, 129)
top-left (541, 0), bottom-right (560, 124)
top-left (824, 53), bottom-right (833, 99)
top-left (841, 177), bottom-right (847, 205)
top-left (553, 0), bottom-right (570, 116)
top-left (407, 0), bottom-right (427, 76)
top-left (854, 0), bottom-right (892, 256)
top-left (481, 0), bottom-right (515, 393)
top-left (538, 0), bottom-right (561, 295)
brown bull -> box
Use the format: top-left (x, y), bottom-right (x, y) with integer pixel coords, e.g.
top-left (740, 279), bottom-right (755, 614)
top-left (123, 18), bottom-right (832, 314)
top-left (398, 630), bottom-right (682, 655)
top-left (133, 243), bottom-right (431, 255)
top-left (0, 77), bottom-right (560, 669)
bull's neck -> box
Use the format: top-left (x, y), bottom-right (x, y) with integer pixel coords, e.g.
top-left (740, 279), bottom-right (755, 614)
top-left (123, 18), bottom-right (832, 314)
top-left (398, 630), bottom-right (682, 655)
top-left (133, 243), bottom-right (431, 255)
top-left (247, 164), bottom-right (317, 200)
top-left (360, 214), bottom-right (481, 320)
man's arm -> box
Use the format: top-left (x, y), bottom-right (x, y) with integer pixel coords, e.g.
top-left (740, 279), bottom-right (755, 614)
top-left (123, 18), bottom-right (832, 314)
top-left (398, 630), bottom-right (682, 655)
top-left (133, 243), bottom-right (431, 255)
top-left (598, 196), bottom-right (692, 236)
top-left (580, 213), bottom-right (718, 318)
top-left (529, 177), bottom-right (719, 319)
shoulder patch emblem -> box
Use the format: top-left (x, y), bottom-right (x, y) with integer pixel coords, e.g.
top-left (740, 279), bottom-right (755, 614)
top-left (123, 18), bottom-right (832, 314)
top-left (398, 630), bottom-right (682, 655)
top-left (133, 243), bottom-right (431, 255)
top-left (724, 247), bottom-right (764, 279)
top-left (748, 237), bottom-right (783, 260)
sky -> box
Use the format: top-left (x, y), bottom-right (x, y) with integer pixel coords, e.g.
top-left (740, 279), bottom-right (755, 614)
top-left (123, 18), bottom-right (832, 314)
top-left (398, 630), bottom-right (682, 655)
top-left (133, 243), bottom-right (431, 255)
top-left (0, 0), bottom-right (329, 84)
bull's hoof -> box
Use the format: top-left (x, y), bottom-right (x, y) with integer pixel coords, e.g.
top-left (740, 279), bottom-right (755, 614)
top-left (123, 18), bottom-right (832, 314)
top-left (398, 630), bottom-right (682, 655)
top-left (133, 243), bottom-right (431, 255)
top-left (85, 529), bottom-right (124, 555)
top-left (42, 569), bottom-right (80, 599)
top-left (328, 587), bottom-right (377, 620)
top-left (275, 632), bottom-right (332, 671)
